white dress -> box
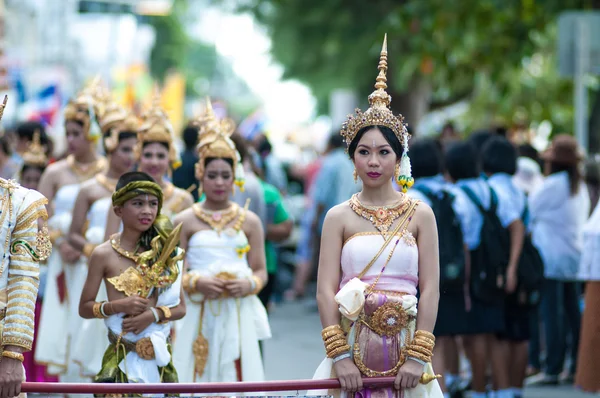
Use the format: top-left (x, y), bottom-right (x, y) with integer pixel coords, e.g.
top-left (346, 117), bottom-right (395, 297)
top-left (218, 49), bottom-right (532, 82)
top-left (68, 197), bottom-right (112, 378)
top-left (172, 228), bottom-right (271, 386)
top-left (35, 183), bottom-right (81, 376)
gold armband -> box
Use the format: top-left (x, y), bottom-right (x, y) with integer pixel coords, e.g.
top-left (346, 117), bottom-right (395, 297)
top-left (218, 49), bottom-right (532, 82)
top-left (49, 229), bottom-right (63, 244)
top-left (93, 301), bottom-right (108, 319)
top-left (250, 274), bottom-right (264, 295)
top-left (2, 351), bottom-right (24, 362)
top-left (157, 306), bottom-right (172, 324)
top-left (83, 243), bottom-right (97, 258)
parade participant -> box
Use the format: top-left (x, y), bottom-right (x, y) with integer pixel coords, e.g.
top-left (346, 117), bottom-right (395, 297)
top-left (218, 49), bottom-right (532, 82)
top-left (104, 94), bottom-right (194, 240)
top-left (79, 171), bottom-right (185, 389)
top-left (172, 99), bottom-right (271, 384)
top-left (35, 87), bottom-right (107, 379)
top-left (66, 102), bottom-right (139, 378)
top-left (0, 96), bottom-right (52, 398)
top-left (312, 36), bottom-right (442, 398)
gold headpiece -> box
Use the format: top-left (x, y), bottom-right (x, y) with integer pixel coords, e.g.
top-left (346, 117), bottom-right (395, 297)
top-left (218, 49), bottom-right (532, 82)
top-left (64, 88), bottom-right (102, 143)
top-left (135, 89), bottom-right (180, 168)
top-left (22, 131), bottom-right (48, 168)
top-left (100, 103), bottom-right (140, 153)
top-left (193, 98), bottom-right (245, 194)
top-left (340, 34), bottom-right (413, 192)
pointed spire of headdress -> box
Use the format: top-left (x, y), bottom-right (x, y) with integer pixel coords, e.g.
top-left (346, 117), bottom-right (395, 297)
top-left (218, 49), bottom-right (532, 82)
top-left (368, 34), bottom-right (391, 108)
top-left (22, 129), bottom-right (48, 167)
top-left (0, 95), bottom-right (7, 123)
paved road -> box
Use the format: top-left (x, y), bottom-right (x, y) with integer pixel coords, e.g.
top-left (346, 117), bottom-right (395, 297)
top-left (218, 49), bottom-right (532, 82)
top-left (262, 300), bottom-right (591, 398)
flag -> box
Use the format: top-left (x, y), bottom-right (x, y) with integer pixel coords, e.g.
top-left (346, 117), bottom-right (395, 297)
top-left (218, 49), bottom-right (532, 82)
top-left (28, 85), bottom-right (61, 126)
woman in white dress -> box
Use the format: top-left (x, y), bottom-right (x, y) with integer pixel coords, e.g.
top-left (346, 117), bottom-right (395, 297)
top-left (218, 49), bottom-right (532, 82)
top-left (172, 100), bottom-right (271, 385)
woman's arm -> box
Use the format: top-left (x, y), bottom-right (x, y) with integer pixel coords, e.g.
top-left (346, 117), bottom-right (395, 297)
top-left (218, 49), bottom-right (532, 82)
top-left (68, 188), bottom-right (92, 253)
top-left (244, 212), bottom-right (267, 285)
top-left (103, 208), bottom-right (121, 241)
top-left (315, 207), bottom-right (344, 328)
top-left (79, 248), bottom-right (106, 319)
top-left (415, 205), bottom-right (440, 332)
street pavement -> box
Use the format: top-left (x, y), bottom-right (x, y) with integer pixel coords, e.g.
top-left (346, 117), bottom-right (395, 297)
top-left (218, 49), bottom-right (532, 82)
top-left (263, 300), bottom-right (593, 398)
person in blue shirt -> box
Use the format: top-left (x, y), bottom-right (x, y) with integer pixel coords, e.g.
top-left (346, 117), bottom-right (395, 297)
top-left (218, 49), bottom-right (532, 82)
top-left (481, 136), bottom-right (527, 398)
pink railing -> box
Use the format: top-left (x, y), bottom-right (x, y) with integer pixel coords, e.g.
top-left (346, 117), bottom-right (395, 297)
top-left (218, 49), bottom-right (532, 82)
top-left (21, 377), bottom-right (396, 394)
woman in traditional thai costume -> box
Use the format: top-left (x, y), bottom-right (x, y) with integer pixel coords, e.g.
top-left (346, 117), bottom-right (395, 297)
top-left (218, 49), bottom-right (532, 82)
top-left (79, 172), bottom-right (185, 391)
top-left (171, 99), bottom-right (271, 385)
top-left (104, 95), bottom-right (194, 241)
top-left (16, 131), bottom-right (57, 383)
top-left (35, 85), bottom-right (107, 380)
top-left (68, 102), bottom-right (141, 378)
top-left (312, 36), bottom-right (443, 398)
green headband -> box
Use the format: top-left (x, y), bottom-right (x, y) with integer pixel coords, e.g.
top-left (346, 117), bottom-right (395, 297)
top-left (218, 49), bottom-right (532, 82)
top-left (112, 181), bottom-right (163, 214)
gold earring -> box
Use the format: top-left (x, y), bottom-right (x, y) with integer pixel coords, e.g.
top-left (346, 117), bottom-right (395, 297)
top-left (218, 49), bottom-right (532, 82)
top-left (353, 168), bottom-right (358, 183)
top-left (394, 164), bottom-right (400, 183)
top-left (197, 184), bottom-right (203, 199)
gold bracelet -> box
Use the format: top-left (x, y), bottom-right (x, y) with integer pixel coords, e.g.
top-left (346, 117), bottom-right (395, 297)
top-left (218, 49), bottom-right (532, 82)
top-left (321, 325), bottom-right (344, 340)
top-left (414, 330), bottom-right (435, 342)
top-left (182, 274), bottom-right (191, 291)
top-left (190, 274), bottom-right (201, 293)
top-left (325, 338), bottom-right (347, 352)
top-left (157, 306), bottom-right (172, 320)
top-left (83, 243), bottom-right (97, 258)
top-left (2, 351), bottom-right (24, 362)
top-left (93, 301), bottom-right (107, 319)
top-left (324, 334), bottom-right (346, 346)
top-left (49, 229), bottom-right (62, 244)
top-left (405, 348), bottom-right (431, 363)
top-left (407, 344), bottom-right (433, 358)
top-left (327, 345), bottom-right (351, 359)
top-left (251, 275), bottom-right (263, 295)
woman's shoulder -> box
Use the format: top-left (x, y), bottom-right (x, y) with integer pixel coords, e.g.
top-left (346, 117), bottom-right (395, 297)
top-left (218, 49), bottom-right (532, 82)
top-left (325, 200), bottom-right (353, 220)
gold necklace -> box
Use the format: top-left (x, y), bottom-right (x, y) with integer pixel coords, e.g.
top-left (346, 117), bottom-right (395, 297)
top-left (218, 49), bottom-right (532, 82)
top-left (192, 203), bottom-right (239, 234)
top-left (67, 155), bottom-right (106, 181)
top-left (110, 233), bottom-right (140, 262)
top-left (349, 193), bottom-right (410, 234)
top-left (96, 174), bottom-right (118, 192)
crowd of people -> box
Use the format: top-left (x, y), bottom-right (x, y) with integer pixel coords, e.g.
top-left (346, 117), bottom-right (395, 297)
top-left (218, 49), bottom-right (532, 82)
top-left (0, 34), bottom-right (599, 398)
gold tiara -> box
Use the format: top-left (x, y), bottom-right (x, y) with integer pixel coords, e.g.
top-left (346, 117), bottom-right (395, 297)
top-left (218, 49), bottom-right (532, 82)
top-left (22, 130), bottom-right (48, 168)
top-left (193, 98), bottom-right (238, 179)
top-left (135, 89), bottom-right (179, 166)
top-left (340, 34), bottom-right (409, 149)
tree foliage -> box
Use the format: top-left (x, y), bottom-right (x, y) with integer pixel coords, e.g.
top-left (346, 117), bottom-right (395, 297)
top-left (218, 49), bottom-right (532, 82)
top-left (235, 0), bottom-right (591, 121)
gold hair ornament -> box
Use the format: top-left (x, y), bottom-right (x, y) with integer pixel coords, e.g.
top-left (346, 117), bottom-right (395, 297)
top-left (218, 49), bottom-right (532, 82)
top-left (22, 130), bottom-right (48, 168)
top-left (339, 34), bottom-right (413, 192)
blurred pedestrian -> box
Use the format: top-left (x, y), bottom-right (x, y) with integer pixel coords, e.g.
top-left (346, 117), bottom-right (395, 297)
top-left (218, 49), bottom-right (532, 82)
top-left (172, 123), bottom-right (200, 201)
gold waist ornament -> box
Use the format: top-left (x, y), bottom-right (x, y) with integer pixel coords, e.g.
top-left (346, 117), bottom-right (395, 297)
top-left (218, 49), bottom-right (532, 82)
top-left (109, 331), bottom-right (157, 360)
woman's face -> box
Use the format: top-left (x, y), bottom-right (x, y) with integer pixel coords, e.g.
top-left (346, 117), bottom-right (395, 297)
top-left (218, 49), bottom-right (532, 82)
top-left (109, 137), bottom-right (136, 175)
top-left (353, 127), bottom-right (397, 188)
top-left (140, 142), bottom-right (169, 182)
top-left (21, 168), bottom-right (43, 190)
top-left (202, 158), bottom-right (234, 203)
top-left (65, 121), bottom-right (90, 157)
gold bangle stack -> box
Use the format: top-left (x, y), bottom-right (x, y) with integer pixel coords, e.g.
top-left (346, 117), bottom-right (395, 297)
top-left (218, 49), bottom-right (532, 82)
top-left (321, 325), bottom-right (350, 358)
top-left (2, 351), bottom-right (24, 362)
top-left (93, 301), bottom-right (108, 319)
top-left (157, 306), bottom-right (172, 324)
top-left (250, 275), bottom-right (264, 295)
top-left (83, 243), bottom-right (97, 258)
top-left (406, 330), bottom-right (435, 363)
top-left (183, 273), bottom-right (202, 294)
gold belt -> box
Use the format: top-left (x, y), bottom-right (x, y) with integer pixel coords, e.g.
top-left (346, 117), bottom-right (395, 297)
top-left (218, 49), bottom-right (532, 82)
top-left (108, 330), bottom-right (164, 361)
top-left (360, 301), bottom-right (415, 337)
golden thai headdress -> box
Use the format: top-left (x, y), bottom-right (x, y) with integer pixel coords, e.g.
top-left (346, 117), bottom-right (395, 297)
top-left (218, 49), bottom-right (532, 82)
top-left (193, 98), bottom-right (245, 195)
top-left (64, 84), bottom-right (102, 143)
top-left (0, 95), bottom-right (7, 122)
top-left (22, 131), bottom-right (48, 168)
top-left (340, 34), bottom-right (413, 192)
top-left (100, 102), bottom-right (140, 153)
top-left (135, 90), bottom-right (180, 168)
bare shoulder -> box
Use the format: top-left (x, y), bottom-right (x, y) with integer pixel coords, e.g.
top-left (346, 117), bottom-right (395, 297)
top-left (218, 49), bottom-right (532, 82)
top-left (324, 201), bottom-right (351, 223)
top-left (244, 209), bottom-right (262, 230)
top-left (173, 206), bottom-right (195, 226)
top-left (413, 200), bottom-right (435, 222)
top-left (175, 187), bottom-right (195, 208)
top-left (41, 159), bottom-right (68, 179)
top-left (89, 241), bottom-right (113, 267)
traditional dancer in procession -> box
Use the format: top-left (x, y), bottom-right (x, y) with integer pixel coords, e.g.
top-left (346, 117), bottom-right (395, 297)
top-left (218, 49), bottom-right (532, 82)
top-left (67, 100), bottom-right (140, 378)
top-left (312, 36), bottom-right (443, 398)
top-left (172, 99), bottom-right (271, 385)
top-left (35, 86), bottom-right (107, 380)
top-left (79, 171), bottom-right (185, 391)
top-left (0, 96), bottom-right (52, 398)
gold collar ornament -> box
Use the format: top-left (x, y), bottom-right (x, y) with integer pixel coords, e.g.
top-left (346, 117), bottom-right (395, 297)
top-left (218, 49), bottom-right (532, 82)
top-left (348, 193), bottom-right (410, 234)
top-left (134, 89), bottom-right (181, 169)
top-left (193, 98), bottom-right (245, 196)
top-left (22, 131), bottom-right (48, 168)
top-left (340, 35), bottom-right (414, 192)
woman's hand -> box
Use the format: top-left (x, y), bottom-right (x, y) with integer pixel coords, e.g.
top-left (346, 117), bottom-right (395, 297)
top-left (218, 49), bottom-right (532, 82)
top-left (196, 277), bottom-right (226, 300)
top-left (122, 310), bottom-right (154, 335)
top-left (394, 359), bottom-right (423, 390)
top-left (114, 295), bottom-right (149, 316)
top-left (59, 241), bottom-right (81, 263)
top-left (225, 279), bottom-right (253, 298)
top-left (333, 358), bottom-right (363, 393)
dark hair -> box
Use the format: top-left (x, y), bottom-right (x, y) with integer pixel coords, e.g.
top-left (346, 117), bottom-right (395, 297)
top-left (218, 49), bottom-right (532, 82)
top-left (142, 141), bottom-right (169, 152)
top-left (348, 125), bottom-right (403, 159)
top-left (16, 122), bottom-right (45, 140)
top-left (445, 141), bottom-right (480, 181)
top-left (518, 144), bottom-right (540, 162)
top-left (204, 157), bottom-right (234, 169)
top-left (328, 133), bottom-right (345, 150)
top-left (468, 130), bottom-right (494, 153)
top-left (550, 162), bottom-right (581, 196)
top-left (116, 171), bottom-right (156, 191)
top-left (257, 135), bottom-right (272, 156)
top-left (410, 138), bottom-right (443, 179)
top-left (481, 136), bottom-right (517, 175)
top-left (182, 124), bottom-right (199, 150)
top-left (230, 133), bottom-right (248, 163)
top-left (0, 134), bottom-right (12, 156)
top-left (21, 164), bottom-right (46, 176)
top-left (102, 130), bottom-right (137, 153)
